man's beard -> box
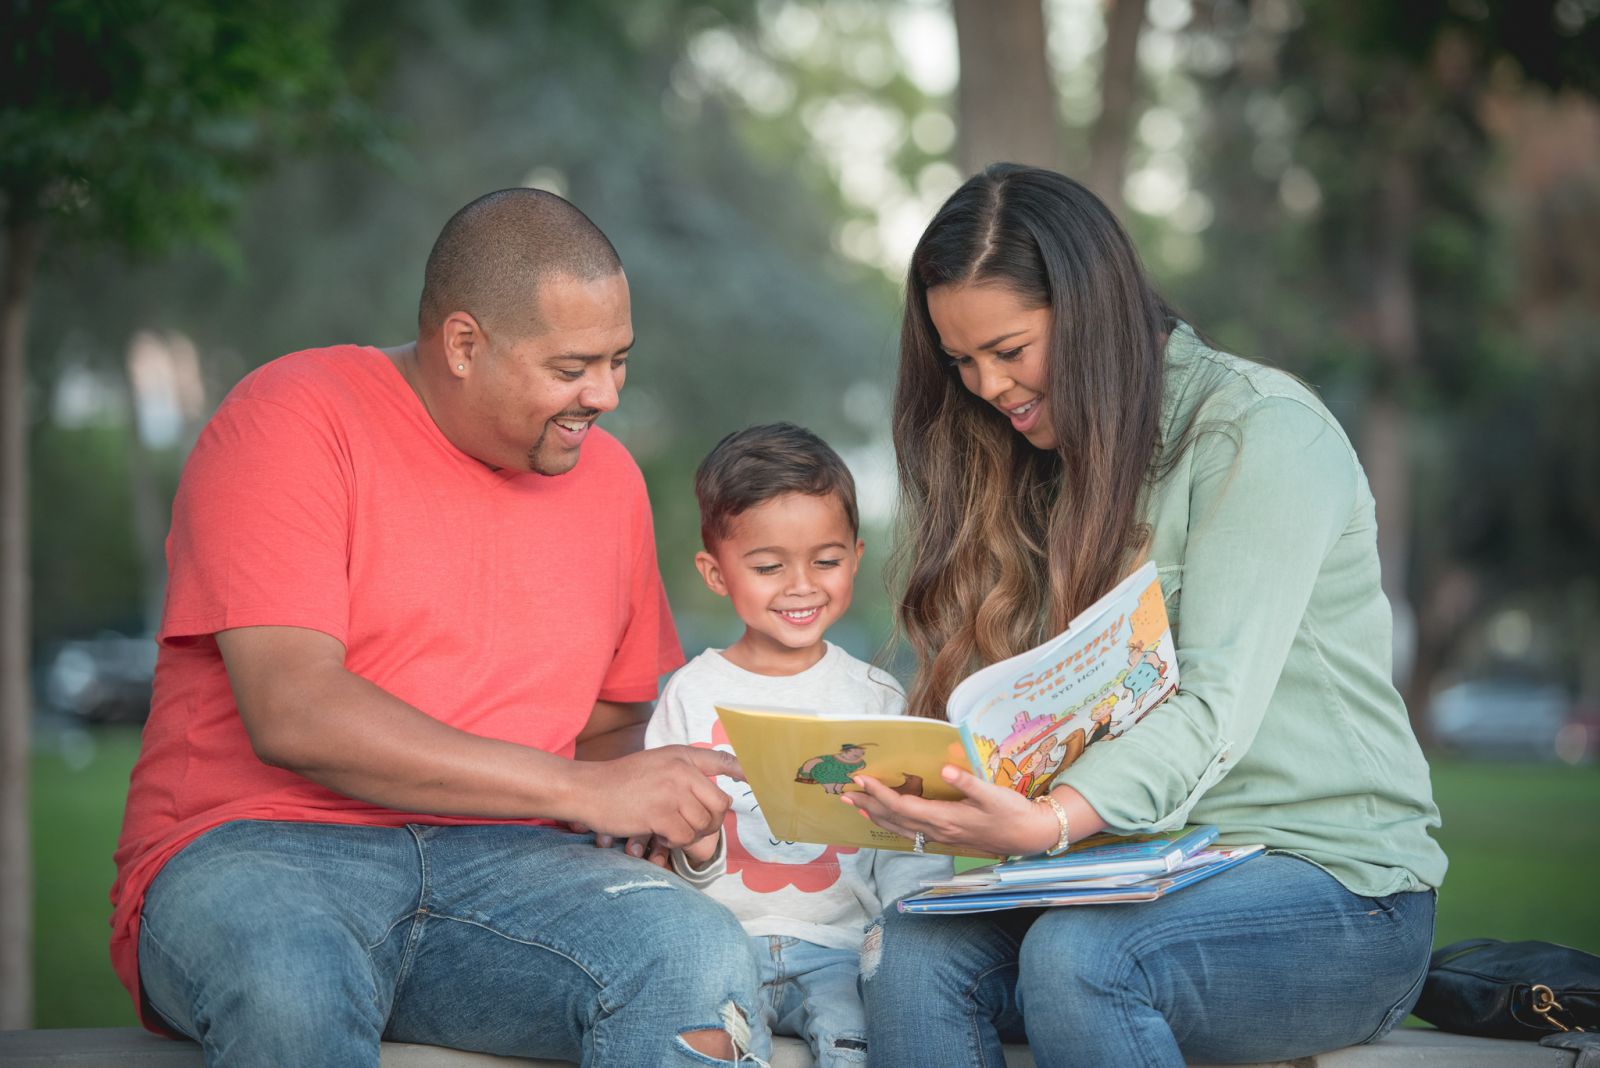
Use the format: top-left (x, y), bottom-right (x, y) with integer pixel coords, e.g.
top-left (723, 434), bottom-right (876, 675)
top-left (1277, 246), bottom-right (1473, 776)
top-left (525, 409), bottom-right (598, 475)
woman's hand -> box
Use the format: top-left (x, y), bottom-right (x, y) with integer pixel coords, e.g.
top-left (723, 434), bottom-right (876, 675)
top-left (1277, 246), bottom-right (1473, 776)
top-left (842, 765), bottom-right (1064, 857)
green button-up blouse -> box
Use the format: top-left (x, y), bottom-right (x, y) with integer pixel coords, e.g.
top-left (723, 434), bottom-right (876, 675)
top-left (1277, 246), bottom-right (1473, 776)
top-left (1056, 324), bottom-right (1448, 897)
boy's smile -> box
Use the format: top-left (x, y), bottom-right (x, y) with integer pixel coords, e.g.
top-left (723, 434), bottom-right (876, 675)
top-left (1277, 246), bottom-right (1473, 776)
top-left (695, 491), bottom-right (864, 676)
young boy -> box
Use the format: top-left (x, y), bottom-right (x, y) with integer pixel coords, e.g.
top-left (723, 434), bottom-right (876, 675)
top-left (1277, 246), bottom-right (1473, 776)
top-left (645, 423), bottom-right (950, 1068)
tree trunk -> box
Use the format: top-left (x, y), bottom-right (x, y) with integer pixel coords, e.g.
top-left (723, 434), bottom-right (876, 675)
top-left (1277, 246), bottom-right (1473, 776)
top-left (951, 0), bottom-right (1063, 177)
top-left (1087, 0), bottom-right (1149, 217)
top-left (1, 212), bottom-right (41, 1030)
top-left (123, 337), bottom-right (172, 633)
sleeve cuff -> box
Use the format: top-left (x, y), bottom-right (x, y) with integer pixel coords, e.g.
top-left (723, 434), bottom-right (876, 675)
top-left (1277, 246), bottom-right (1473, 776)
top-left (1059, 732), bottom-right (1232, 834)
top-left (670, 830), bottom-right (726, 887)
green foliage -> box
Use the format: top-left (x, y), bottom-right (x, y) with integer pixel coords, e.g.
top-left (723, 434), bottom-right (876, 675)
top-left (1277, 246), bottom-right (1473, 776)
top-left (23, 0), bottom-right (909, 662)
top-left (29, 423), bottom-right (162, 644)
top-left (1295, 0), bottom-right (1600, 91)
top-left (1, 0), bottom-right (379, 253)
top-left (1162, 0), bottom-right (1600, 694)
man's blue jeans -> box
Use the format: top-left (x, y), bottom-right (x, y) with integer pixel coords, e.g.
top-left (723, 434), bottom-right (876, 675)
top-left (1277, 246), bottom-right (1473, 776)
top-left (138, 820), bottom-right (762, 1068)
top-left (860, 853), bottom-right (1435, 1068)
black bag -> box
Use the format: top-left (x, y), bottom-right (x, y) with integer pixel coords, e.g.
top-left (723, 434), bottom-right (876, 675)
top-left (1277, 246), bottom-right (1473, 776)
top-left (1413, 938), bottom-right (1600, 1040)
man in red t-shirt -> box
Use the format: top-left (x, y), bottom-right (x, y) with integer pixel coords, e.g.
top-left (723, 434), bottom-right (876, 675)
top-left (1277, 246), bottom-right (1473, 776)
top-left (110, 190), bottom-right (761, 1067)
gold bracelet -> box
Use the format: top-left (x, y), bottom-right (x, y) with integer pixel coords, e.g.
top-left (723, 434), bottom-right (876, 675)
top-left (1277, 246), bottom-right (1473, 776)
top-left (1036, 793), bottom-right (1071, 855)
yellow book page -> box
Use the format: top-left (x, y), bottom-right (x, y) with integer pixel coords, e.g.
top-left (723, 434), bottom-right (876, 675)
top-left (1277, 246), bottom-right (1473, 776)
top-left (715, 705), bottom-right (995, 858)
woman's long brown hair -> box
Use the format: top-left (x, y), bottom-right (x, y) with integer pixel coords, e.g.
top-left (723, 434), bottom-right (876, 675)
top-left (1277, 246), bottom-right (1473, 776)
top-left (892, 164), bottom-right (1174, 720)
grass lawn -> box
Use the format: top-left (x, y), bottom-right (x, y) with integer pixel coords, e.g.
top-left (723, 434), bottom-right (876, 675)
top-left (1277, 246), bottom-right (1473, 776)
top-left (27, 731), bottom-right (1600, 1029)
top-left (1427, 758), bottom-right (1600, 948)
top-left (32, 726), bottom-right (143, 1029)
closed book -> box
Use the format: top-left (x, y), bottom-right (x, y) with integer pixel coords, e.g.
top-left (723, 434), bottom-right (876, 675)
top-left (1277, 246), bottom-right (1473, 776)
top-left (897, 845), bottom-right (1265, 914)
top-left (994, 825), bottom-right (1221, 884)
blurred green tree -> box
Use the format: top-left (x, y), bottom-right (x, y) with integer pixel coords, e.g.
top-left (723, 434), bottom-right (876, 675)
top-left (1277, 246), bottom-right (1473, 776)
top-left (1172, 0), bottom-right (1600, 723)
top-left (0, 0), bottom-right (376, 1025)
top-left (25, 0), bottom-right (911, 660)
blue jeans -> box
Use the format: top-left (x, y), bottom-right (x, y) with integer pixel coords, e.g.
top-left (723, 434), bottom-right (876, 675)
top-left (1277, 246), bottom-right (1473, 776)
top-left (750, 936), bottom-right (867, 1067)
top-left (860, 853), bottom-right (1435, 1068)
top-left (138, 820), bottom-right (762, 1068)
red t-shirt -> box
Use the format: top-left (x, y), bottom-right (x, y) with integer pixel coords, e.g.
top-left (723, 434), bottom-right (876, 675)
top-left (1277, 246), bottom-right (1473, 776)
top-left (109, 345), bottom-right (683, 1016)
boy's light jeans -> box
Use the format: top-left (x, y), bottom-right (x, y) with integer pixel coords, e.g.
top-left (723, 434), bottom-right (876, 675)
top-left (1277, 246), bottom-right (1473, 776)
top-left (138, 820), bottom-right (762, 1068)
top-left (750, 935), bottom-right (867, 1066)
top-left (861, 852), bottom-right (1435, 1068)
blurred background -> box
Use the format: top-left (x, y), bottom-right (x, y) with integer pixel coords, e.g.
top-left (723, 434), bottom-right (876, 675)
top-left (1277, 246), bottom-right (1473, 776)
top-left (3, 0), bottom-right (1597, 1032)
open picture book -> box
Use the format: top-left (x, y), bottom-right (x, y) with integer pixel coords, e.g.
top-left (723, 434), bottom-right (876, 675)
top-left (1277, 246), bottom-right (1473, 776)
top-left (714, 560), bottom-right (1178, 857)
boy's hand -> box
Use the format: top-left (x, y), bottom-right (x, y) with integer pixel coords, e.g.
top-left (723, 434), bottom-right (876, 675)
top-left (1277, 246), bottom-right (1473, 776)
top-left (573, 745), bottom-right (743, 848)
top-left (590, 830), bottom-right (671, 866)
top-left (682, 829), bottom-right (721, 866)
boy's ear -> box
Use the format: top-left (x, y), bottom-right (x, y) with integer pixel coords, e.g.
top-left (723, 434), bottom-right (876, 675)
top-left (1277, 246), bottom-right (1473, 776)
top-left (695, 550), bottom-right (729, 597)
top-left (853, 538), bottom-right (866, 567)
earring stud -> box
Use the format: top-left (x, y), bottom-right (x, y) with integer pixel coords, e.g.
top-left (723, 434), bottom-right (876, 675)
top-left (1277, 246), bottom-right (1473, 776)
top-left (457, 364), bottom-right (465, 372)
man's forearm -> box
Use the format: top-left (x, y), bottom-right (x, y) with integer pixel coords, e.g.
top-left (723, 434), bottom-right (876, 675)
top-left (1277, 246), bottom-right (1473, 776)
top-left (219, 626), bottom-right (738, 847)
top-left (245, 659), bottom-right (594, 821)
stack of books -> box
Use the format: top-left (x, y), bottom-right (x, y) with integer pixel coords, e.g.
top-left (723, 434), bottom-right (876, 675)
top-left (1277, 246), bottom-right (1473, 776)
top-left (897, 825), bottom-right (1263, 914)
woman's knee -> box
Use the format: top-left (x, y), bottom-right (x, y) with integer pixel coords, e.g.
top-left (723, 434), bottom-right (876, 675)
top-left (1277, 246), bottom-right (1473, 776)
top-left (859, 909), bottom-right (919, 988)
top-left (1018, 909), bottom-right (1145, 1009)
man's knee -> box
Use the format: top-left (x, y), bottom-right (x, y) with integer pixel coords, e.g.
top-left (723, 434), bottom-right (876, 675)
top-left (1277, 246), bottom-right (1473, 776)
top-left (141, 890), bottom-right (387, 1045)
top-left (643, 889), bottom-right (757, 991)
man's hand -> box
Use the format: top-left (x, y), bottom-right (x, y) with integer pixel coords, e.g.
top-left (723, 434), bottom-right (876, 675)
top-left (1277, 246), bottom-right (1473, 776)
top-left (571, 745), bottom-right (743, 848)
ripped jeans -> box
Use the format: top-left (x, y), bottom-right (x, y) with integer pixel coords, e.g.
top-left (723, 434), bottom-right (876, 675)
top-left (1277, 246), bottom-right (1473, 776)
top-left (750, 936), bottom-right (868, 1067)
top-left (138, 820), bottom-right (761, 1068)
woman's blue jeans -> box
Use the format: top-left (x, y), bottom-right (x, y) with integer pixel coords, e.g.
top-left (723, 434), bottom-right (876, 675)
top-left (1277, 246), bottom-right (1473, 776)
top-left (137, 820), bottom-right (763, 1068)
top-left (860, 853), bottom-right (1435, 1068)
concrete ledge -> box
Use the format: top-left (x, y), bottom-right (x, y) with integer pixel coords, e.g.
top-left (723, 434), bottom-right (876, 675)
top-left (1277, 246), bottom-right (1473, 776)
top-left (0, 1027), bottom-right (1580, 1067)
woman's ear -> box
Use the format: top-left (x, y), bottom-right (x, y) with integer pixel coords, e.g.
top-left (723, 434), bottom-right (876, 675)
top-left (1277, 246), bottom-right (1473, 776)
top-left (695, 550), bottom-right (729, 597)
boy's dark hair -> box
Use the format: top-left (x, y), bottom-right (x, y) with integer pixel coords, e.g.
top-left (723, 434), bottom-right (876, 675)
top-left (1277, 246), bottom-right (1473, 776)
top-left (695, 423), bottom-right (859, 549)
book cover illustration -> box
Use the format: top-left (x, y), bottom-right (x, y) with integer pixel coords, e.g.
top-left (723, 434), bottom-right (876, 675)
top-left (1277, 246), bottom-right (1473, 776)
top-left (950, 560), bottom-right (1177, 801)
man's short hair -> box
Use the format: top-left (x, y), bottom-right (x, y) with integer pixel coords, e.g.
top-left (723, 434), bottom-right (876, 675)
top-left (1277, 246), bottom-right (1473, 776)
top-left (418, 188), bottom-right (622, 338)
top-left (695, 423), bottom-right (860, 549)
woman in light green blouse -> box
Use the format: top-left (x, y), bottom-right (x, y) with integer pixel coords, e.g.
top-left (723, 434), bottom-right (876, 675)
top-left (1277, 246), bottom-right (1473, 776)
top-left (849, 164), bottom-right (1446, 1068)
